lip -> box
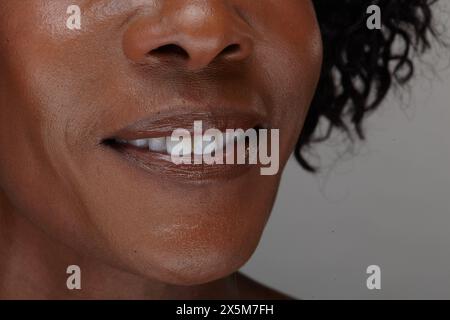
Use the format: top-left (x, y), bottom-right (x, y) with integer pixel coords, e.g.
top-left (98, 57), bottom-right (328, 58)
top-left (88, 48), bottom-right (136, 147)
top-left (101, 107), bottom-right (269, 182)
top-left (106, 109), bottom-right (267, 140)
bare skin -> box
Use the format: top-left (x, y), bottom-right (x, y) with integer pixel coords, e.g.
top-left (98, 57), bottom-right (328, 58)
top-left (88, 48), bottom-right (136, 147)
top-left (0, 199), bottom-right (291, 299)
top-left (0, 0), bottom-right (322, 299)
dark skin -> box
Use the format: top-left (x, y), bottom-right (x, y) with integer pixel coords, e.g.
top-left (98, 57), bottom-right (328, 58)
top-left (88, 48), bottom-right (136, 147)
top-left (0, 0), bottom-right (322, 299)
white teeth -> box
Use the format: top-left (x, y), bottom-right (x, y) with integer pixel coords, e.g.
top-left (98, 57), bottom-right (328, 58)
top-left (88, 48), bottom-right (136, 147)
top-left (129, 139), bottom-right (148, 148)
top-left (165, 137), bottom-right (178, 155)
top-left (117, 131), bottom-right (238, 155)
top-left (166, 136), bottom-right (192, 156)
top-left (234, 131), bottom-right (246, 144)
top-left (193, 135), bottom-right (205, 155)
top-left (201, 133), bottom-right (225, 155)
top-left (148, 137), bottom-right (166, 152)
top-left (225, 132), bottom-right (237, 147)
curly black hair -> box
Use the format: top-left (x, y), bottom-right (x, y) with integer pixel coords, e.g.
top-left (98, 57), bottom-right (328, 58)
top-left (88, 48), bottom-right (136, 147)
top-left (296, 0), bottom-right (439, 172)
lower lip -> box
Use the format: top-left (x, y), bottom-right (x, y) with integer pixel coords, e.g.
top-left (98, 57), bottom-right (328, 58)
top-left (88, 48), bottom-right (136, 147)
top-left (105, 143), bottom-right (256, 183)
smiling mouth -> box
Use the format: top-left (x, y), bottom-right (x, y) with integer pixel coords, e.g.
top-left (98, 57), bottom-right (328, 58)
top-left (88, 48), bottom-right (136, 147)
top-left (104, 128), bottom-right (256, 157)
top-left (101, 109), bottom-right (268, 181)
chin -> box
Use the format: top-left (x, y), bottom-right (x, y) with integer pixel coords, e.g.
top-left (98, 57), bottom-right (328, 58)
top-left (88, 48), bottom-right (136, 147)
top-left (114, 223), bottom-right (264, 286)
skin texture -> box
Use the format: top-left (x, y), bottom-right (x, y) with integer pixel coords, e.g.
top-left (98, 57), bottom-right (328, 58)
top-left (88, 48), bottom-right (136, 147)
top-left (0, 0), bottom-right (322, 299)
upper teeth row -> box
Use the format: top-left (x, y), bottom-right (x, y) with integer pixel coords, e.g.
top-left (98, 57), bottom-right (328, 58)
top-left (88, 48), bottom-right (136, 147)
top-left (116, 132), bottom-right (244, 156)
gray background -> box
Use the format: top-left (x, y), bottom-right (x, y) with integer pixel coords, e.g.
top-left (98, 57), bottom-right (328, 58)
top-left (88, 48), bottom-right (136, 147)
top-left (241, 2), bottom-right (450, 299)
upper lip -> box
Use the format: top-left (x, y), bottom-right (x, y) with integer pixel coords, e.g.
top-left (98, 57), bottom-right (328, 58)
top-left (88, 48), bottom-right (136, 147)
top-left (104, 106), bottom-right (269, 142)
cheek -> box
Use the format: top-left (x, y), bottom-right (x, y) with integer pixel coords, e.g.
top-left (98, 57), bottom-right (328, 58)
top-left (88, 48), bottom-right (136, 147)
top-left (255, 1), bottom-right (323, 163)
top-left (0, 2), bottom-right (108, 259)
top-left (0, 2), bottom-right (78, 153)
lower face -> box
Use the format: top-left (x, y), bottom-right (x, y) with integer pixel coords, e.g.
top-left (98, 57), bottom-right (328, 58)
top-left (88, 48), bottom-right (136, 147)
top-left (0, 0), bottom-right (322, 285)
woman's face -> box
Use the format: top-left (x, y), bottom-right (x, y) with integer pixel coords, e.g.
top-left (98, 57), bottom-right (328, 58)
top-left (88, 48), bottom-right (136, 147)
top-left (0, 0), bottom-right (322, 285)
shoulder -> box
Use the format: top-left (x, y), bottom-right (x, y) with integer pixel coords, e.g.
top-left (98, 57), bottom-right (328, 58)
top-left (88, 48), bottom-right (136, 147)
top-left (234, 272), bottom-right (296, 300)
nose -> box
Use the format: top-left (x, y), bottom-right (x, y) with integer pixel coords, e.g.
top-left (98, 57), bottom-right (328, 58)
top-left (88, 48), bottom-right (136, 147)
top-left (122, 1), bottom-right (255, 71)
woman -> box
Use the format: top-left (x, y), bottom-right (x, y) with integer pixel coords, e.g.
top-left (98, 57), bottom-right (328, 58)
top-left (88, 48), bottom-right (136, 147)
top-left (0, 0), bottom-right (438, 299)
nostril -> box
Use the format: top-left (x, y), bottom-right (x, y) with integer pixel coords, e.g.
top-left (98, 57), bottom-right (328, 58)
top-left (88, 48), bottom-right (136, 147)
top-left (222, 44), bottom-right (241, 56)
top-left (148, 44), bottom-right (190, 59)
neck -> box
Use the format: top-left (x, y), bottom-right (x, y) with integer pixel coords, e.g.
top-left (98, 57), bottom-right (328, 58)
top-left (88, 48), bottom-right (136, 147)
top-left (0, 192), bottom-right (240, 299)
